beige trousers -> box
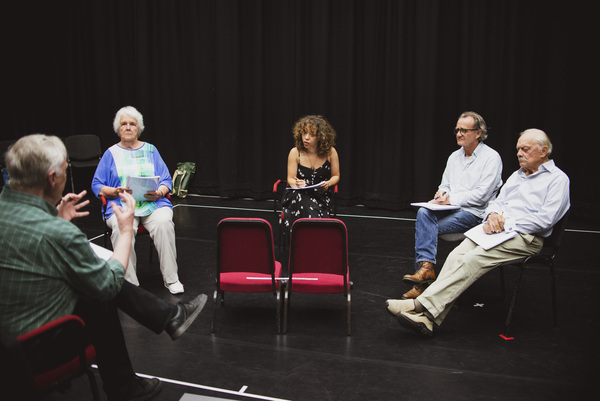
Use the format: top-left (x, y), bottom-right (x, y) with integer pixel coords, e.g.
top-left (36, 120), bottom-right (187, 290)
top-left (107, 206), bottom-right (179, 286)
top-left (417, 233), bottom-right (543, 326)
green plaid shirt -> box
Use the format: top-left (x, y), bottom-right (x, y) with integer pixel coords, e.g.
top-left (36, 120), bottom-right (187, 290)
top-left (0, 188), bottom-right (125, 337)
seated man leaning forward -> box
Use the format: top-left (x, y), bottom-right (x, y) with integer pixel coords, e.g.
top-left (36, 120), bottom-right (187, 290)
top-left (402, 111), bottom-right (503, 300)
top-left (387, 129), bottom-right (570, 337)
top-left (0, 134), bottom-right (207, 401)
top-left (93, 105), bottom-right (184, 294)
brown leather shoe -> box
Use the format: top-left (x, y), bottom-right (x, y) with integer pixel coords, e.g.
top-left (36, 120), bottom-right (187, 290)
top-left (403, 261), bottom-right (436, 285)
top-left (402, 284), bottom-right (428, 299)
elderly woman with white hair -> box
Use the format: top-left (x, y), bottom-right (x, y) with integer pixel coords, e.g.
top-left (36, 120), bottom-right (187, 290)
top-left (92, 106), bottom-right (184, 294)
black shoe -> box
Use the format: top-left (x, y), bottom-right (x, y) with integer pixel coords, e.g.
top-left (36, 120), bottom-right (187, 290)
top-left (111, 376), bottom-right (162, 401)
top-left (165, 293), bottom-right (208, 340)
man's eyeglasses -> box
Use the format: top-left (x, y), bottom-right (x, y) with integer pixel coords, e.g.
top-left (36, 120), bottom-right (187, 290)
top-left (454, 128), bottom-right (479, 135)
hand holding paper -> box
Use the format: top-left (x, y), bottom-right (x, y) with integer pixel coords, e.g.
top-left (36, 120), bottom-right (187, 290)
top-left (125, 176), bottom-right (160, 202)
top-left (483, 212), bottom-right (505, 234)
top-left (287, 181), bottom-right (327, 190)
top-left (410, 202), bottom-right (460, 211)
top-left (465, 217), bottom-right (517, 250)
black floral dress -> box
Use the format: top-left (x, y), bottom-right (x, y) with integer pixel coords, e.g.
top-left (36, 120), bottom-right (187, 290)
top-left (280, 161), bottom-right (332, 236)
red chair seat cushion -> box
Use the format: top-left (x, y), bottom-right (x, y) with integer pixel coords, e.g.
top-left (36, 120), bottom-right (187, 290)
top-left (220, 262), bottom-right (282, 292)
top-left (290, 270), bottom-right (349, 294)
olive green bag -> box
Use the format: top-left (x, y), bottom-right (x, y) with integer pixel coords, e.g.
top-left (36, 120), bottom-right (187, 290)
top-left (171, 162), bottom-right (196, 198)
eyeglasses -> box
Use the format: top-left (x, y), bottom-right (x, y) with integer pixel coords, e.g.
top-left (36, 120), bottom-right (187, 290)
top-left (454, 127), bottom-right (479, 135)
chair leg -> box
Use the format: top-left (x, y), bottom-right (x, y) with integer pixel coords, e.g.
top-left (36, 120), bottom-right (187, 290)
top-left (550, 262), bottom-right (557, 327)
top-left (68, 164), bottom-right (75, 194)
top-left (505, 264), bottom-right (525, 335)
top-left (211, 290), bottom-right (218, 333)
top-left (84, 366), bottom-right (101, 401)
top-left (276, 286), bottom-right (282, 334)
top-left (346, 292), bottom-right (351, 336)
top-left (283, 286), bottom-right (289, 334)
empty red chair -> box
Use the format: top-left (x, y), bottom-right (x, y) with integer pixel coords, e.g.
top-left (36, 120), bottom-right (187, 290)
top-left (283, 218), bottom-right (352, 335)
top-left (212, 218), bottom-right (283, 333)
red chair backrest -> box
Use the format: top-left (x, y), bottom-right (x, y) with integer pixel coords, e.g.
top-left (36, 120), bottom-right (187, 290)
top-left (17, 315), bottom-right (95, 392)
top-left (289, 218), bottom-right (348, 277)
top-left (217, 218), bottom-right (277, 275)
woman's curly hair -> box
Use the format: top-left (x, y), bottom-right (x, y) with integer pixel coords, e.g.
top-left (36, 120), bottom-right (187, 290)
top-left (292, 115), bottom-right (336, 157)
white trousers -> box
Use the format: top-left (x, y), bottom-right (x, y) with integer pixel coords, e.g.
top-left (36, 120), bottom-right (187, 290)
top-left (417, 233), bottom-right (543, 326)
top-left (107, 206), bottom-right (179, 286)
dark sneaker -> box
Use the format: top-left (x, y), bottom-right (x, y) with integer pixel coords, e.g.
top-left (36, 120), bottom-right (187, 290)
top-left (110, 376), bottom-right (162, 401)
top-left (165, 293), bottom-right (208, 340)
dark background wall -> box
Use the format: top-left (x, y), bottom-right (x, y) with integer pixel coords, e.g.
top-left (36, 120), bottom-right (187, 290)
top-left (2, 1), bottom-right (595, 223)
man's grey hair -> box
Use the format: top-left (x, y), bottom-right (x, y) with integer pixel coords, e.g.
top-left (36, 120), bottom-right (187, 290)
top-left (520, 128), bottom-right (553, 156)
top-left (113, 106), bottom-right (145, 135)
top-left (5, 134), bottom-right (67, 189)
top-left (459, 111), bottom-right (488, 142)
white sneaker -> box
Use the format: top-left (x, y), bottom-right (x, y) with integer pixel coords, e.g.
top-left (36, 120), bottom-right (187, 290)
top-left (385, 299), bottom-right (415, 316)
top-left (165, 280), bottom-right (184, 294)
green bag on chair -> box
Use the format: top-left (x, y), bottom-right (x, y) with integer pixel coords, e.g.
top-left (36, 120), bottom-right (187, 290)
top-left (171, 162), bottom-right (196, 198)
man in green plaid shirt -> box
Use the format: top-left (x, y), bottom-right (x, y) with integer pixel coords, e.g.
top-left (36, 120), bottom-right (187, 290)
top-left (0, 134), bottom-right (207, 401)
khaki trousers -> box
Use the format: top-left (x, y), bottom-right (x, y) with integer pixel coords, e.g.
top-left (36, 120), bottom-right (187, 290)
top-left (417, 233), bottom-right (543, 326)
top-left (107, 206), bottom-right (179, 286)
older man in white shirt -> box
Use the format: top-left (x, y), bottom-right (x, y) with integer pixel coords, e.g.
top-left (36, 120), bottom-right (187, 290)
top-left (402, 111), bottom-right (503, 299)
top-left (388, 128), bottom-right (570, 337)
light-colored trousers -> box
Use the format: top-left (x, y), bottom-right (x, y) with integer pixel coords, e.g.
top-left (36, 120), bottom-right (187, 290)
top-left (417, 233), bottom-right (543, 326)
top-left (107, 207), bottom-right (179, 286)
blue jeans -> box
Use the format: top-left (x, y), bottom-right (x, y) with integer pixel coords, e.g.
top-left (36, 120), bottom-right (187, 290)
top-left (414, 208), bottom-right (481, 270)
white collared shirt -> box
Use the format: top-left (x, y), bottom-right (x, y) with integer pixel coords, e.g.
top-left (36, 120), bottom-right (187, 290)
top-left (438, 142), bottom-right (503, 218)
top-left (486, 160), bottom-right (570, 238)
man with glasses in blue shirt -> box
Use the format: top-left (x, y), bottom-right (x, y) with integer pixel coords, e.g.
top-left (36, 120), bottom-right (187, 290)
top-left (402, 111), bottom-right (503, 300)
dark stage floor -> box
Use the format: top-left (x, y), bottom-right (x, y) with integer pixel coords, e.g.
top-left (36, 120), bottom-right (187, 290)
top-left (41, 194), bottom-right (598, 401)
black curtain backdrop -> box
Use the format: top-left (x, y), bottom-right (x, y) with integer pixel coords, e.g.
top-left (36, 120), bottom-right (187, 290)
top-left (2, 1), bottom-right (596, 222)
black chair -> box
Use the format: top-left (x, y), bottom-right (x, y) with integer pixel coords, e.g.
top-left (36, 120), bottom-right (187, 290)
top-left (499, 210), bottom-right (570, 335)
top-left (0, 139), bottom-right (16, 189)
top-left (0, 315), bottom-right (100, 401)
top-left (65, 134), bottom-right (102, 193)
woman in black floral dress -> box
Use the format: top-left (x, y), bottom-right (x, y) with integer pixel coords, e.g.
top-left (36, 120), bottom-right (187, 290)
top-left (280, 115), bottom-right (340, 236)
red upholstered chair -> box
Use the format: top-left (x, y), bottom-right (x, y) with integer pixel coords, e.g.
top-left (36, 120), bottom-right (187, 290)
top-left (0, 315), bottom-right (100, 401)
top-left (212, 218), bottom-right (283, 333)
top-left (283, 218), bottom-right (352, 336)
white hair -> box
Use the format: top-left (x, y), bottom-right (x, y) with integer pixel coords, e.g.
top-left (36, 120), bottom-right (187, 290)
top-left (112, 106), bottom-right (145, 135)
top-left (520, 128), bottom-right (552, 156)
top-left (5, 134), bottom-right (66, 189)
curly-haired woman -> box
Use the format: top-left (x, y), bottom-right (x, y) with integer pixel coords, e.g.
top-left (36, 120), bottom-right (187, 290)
top-left (280, 115), bottom-right (340, 235)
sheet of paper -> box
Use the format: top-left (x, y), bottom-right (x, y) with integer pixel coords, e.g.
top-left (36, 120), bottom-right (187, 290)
top-left (125, 176), bottom-right (160, 202)
top-left (464, 223), bottom-right (518, 250)
top-left (90, 242), bottom-right (113, 261)
top-left (410, 202), bottom-right (461, 211)
top-left (286, 181), bottom-right (327, 190)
